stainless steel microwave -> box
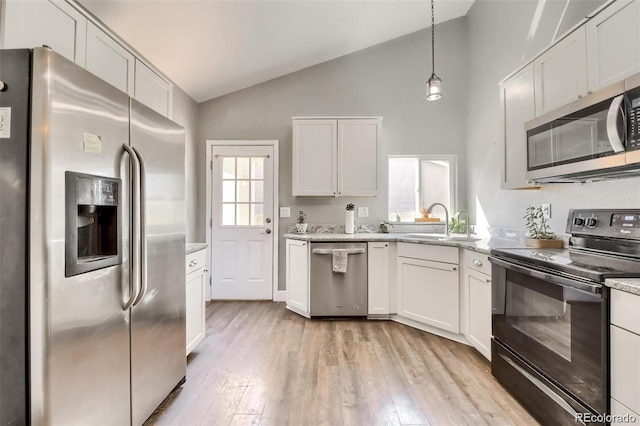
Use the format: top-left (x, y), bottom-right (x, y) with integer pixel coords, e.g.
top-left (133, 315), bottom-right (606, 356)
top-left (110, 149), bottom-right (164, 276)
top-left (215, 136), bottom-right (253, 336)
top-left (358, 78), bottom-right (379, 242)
top-left (526, 73), bottom-right (640, 183)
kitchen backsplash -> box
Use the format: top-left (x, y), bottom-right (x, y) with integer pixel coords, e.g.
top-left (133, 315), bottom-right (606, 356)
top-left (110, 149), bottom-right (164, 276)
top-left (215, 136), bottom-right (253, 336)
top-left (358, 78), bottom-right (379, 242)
top-left (285, 223), bottom-right (446, 234)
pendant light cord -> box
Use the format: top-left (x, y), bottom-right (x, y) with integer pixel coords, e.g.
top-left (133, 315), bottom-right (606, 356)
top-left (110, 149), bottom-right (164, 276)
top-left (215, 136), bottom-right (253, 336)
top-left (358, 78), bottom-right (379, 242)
top-left (431, 0), bottom-right (435, 76)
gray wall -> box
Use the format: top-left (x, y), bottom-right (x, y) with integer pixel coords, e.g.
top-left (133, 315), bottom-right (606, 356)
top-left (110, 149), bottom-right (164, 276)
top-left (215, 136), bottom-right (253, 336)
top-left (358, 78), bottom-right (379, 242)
top-left (464, 0), bottom-right (640, 236)
top-left (171, 86), bottom-right (199, 242)
top-left (197, 18), bottom-right (469, 291)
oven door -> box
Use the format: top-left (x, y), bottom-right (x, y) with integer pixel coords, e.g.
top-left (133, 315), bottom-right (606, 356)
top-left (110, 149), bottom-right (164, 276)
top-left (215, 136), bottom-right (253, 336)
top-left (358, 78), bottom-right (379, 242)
top-left (490, 256), bottom-right (608, 415)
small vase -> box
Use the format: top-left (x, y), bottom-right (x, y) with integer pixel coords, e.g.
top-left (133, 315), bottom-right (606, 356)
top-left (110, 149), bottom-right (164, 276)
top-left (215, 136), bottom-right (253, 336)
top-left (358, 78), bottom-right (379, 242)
top-left (296, 223), bottom-right (308, 233)
top-left (345, 211), bottom-right (355, 234)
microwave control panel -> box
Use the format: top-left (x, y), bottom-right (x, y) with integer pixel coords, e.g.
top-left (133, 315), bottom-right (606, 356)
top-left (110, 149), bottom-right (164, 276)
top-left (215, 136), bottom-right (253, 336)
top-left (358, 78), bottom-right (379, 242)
top-left (630, 96), bottom-right (640, 150)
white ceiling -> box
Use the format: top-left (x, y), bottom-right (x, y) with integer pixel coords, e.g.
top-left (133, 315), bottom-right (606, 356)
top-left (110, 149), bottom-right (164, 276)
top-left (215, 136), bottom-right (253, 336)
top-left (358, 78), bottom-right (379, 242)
top-left (79, 1), bottom-right (475, 103)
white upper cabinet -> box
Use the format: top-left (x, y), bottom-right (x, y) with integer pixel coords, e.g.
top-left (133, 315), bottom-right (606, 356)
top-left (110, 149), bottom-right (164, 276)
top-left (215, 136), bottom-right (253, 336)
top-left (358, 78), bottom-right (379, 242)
top-left (534, 26), bottom-right (588, 115)
top-left (292, 119), bottom-right (337, 196)
top-left (586, 0), bottom-right (640, 91)
top-left (500, 64), bottom-right (537, 189)
top-left (134, 59), bottom-right (173, 118)
top-left (85, 22), bottom-right (135, 95)
top-left (292, 118), bottom-right (381, 197)
top-left (2, 0), bottom-right (87, 66)
top-left (337, 119), bottom-right (381, 196)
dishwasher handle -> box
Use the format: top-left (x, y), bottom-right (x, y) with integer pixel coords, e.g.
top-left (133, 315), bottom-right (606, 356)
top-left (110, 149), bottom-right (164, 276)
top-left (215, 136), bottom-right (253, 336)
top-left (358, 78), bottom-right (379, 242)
top-left (312, 248), bottom-right (366, 255)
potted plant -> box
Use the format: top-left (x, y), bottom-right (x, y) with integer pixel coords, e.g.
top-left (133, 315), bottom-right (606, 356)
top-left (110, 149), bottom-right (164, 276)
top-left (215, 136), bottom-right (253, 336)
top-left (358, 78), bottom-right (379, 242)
top-left (296, 210), bottom-right (307, 233)
top-left (345, 203), bottom-right (355, 234)
top-left (523, 206), bottom-right (563, 248)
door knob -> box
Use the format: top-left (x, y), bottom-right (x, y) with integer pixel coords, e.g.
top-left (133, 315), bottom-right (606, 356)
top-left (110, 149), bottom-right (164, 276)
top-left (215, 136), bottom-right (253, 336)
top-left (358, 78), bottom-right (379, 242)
top-left (266, 218), bottom-right (271, 223)
top-left (265, 229), bottom-right (272, 234)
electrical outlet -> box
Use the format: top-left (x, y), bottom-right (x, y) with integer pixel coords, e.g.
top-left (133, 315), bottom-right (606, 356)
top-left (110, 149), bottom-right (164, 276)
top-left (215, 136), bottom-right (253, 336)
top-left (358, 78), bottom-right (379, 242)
top-left (280, 207), bottom-right (290, 218)
top-left (358, 207), bottom-right (369, 217)
top-left (541, 203), bottom-right (551, 219)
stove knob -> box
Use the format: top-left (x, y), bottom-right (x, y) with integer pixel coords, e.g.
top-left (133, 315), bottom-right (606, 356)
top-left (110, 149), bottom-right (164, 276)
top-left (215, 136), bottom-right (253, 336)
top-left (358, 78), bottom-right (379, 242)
top-left (586, 217), bottom-right (598, 227)
top-left (574, 217), bottom-right (585, 226)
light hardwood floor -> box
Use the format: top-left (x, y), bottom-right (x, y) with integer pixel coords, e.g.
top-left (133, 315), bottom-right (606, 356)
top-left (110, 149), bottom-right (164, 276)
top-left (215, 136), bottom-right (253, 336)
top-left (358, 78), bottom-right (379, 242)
top-left (146, 301), bottom-right (538, 426)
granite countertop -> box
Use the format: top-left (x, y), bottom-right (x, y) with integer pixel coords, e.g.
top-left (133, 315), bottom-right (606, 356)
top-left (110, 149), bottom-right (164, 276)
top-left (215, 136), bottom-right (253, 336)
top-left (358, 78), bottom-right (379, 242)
top-left (186, 243), bottom-right (208, 255)
top-left (283, 232), bottom-right (525, 255)
top-left (605, 278), bottom-right (640, 295)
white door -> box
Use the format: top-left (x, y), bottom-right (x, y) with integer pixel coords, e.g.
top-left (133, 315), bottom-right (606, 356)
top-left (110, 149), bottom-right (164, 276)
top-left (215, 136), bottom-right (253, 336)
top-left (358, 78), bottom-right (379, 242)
top-left (211, 145), bottom-right (274, 299)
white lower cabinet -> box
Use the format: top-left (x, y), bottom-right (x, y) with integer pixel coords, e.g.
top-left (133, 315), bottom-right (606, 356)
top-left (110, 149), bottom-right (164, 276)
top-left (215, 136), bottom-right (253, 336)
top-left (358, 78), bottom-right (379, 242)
top-left (610, 288), bottom-right (640, 418)
top-left (286, 239), bottom-right (310, 316)
top-left (367, 242), bottom-right (390, 315)
top-left (461, 250), bottom-right (492, 360)
top-left (186, 248), bottom-right (207, 355)
top-left (397, 243), bottom-right (459, 334)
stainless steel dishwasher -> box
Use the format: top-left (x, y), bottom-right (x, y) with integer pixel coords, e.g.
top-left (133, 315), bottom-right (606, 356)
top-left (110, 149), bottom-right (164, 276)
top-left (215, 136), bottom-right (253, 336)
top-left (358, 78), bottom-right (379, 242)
top-left (310, 242), bottom-right (368, 317)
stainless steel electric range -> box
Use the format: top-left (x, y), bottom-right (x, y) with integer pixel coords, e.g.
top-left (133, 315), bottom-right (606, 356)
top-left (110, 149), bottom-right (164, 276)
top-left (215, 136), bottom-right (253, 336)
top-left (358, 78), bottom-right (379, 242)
top-left (490, 209), bottom-right (640, 425)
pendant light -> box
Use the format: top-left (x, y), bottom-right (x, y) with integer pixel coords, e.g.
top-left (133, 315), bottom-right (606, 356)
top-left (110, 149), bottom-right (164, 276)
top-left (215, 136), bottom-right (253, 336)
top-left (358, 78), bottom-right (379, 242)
top-left (426, 0), bottom-right (442, 101)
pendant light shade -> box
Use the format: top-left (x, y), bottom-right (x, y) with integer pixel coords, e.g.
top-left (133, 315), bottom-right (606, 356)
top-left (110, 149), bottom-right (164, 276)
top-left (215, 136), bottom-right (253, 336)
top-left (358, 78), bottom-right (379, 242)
top-left (426, 73), bottom-right (442, 101)
top-left (426, 0), bottom-right (442, 101)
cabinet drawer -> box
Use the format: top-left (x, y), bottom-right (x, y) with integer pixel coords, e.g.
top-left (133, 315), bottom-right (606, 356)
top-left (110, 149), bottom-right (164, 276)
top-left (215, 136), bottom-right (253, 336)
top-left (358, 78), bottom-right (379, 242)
top-left (186, 249), bottom-right (207, 274)
top-left (611, 325), bottom-right (640, 414)
top-left (463, 252), bottom-right (491, 275)
top-left (398, 242), bottom-right (458, 264)
top-left (611, 289), bottom-right (640, 334)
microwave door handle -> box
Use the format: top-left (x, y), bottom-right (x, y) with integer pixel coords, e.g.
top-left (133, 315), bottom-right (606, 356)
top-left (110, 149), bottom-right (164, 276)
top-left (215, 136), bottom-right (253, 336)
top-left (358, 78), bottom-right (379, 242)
top-left (606, 94), bottom-right (626, 153)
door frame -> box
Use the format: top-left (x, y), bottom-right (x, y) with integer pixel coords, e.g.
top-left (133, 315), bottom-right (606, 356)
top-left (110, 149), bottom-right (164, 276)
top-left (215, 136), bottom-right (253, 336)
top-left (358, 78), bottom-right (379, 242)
top-left (205, 140), bottom-right (282, 302)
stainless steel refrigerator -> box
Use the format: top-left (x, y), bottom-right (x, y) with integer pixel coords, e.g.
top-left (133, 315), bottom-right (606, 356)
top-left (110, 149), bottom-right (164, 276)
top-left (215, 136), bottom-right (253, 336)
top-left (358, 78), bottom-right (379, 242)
top-left (0, 48), bottom-right (186, 425)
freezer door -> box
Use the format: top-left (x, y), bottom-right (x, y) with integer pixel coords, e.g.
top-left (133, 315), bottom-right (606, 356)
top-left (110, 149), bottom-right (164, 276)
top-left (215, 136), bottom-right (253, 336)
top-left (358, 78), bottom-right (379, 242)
top-left (129, 99), bottom-right (186, 426)
top-left (0, 49), bottom-right (30, 426)
top-left (29, 48), bottom-right (132, 425)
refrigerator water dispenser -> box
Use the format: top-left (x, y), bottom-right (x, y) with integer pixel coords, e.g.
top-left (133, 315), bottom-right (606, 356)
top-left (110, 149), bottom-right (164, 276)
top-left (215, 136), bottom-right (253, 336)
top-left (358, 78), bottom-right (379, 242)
top-left (65, 171), bottom-right (122, 277)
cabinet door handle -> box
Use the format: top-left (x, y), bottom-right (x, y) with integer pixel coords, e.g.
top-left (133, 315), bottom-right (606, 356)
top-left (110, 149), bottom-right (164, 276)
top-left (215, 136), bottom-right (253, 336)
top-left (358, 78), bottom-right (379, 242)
top-left (486, 278), bottom-right (491, 283)
top-left (189, 259), bottom-right (198, 267)
top-left (452, 267), bottom-right (457, 271)
top-left (473, 259), bottom-right (483, 267)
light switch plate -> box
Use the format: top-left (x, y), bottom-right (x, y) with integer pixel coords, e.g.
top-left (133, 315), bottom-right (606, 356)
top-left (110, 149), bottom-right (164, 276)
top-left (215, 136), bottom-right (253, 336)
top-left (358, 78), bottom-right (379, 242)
top-left (358, 207), bottom-right (369, 217)
top-left (280, 207), bottom-right (291, 218)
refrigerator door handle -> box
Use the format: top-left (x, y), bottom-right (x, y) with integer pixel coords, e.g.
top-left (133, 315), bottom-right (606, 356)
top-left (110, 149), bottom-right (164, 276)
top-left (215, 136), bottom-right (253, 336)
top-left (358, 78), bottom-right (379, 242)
top-left (132, 146), bottom-right (148, 306)
top-left (123, 144), bottom-right (141, 310)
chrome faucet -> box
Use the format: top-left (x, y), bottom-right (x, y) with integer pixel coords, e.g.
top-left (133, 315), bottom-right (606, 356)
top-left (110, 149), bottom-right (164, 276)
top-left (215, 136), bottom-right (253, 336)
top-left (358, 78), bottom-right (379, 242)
top-left (426, 203), bottom-right (450, 236)
top-left (457, 210), bottom-right (471, 238)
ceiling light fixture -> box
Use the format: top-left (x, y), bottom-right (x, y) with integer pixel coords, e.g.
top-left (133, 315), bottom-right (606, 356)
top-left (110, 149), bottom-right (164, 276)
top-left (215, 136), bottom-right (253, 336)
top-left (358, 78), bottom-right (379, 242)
top-left (426, 0), bottom-right (442, 101)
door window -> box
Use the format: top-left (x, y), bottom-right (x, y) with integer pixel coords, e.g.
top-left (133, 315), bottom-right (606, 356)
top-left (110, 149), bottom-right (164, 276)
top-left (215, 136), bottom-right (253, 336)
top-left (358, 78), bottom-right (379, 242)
top-left (220, 156), bottom-right (265, 226)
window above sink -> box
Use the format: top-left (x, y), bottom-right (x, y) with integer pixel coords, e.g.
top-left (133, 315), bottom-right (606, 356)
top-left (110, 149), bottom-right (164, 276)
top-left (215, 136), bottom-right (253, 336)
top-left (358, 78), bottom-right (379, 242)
top-left (388, 155), bottom-right (457, 223)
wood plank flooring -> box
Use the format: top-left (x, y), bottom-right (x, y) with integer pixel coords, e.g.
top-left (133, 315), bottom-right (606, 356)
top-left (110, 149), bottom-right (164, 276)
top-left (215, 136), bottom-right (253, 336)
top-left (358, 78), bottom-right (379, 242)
top-left (146, 301), bottom-right (538, 426)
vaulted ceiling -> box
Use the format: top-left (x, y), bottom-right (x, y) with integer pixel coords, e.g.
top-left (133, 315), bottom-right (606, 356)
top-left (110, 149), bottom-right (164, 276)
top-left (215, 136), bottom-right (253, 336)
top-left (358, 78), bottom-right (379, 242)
top-left (79, 1), bottom-right (475, 103)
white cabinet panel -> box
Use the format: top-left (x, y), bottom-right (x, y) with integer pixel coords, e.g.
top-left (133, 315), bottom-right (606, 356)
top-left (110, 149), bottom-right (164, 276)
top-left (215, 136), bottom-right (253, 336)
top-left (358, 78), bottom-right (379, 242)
top-left (534, 27), bottom-right (588, 115)
top-left (500, 64), bottom-right (537, 189)
top-left (611, 325), bottom-right (640, 414)
top-left (292, 120), bottom-right (337, 196)
top-left (367, 242), bottom-right (390, 315)
top-left (611, 398), bottom-right (640, 425)
top-left (285, 239), bottom-right (309, 315)
top-left (586, 0), bottom-right (640, 91)
top-left (611, 288), bottom-right (640, 335)
top-left (186, 249), bottom-right (207, 354)
top-left (292, 118), bottom-right (381, 197)
top-left (134, 59), bottom-right (173, 118)
top-left (2, 0), bottom-right (86, 65)
top-left (85, 22), bottom-right (135, 95)
top-left (397, 256), bottom-right (459, 333)
top-left (465, 268), bottom-right (491, 360)
top-left (338, 119), bottom-right (381, 196)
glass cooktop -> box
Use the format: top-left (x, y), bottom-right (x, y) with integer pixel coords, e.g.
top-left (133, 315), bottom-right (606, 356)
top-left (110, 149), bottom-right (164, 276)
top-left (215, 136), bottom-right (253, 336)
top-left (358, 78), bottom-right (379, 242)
top-left (490, 247), bottom-right (640, 283)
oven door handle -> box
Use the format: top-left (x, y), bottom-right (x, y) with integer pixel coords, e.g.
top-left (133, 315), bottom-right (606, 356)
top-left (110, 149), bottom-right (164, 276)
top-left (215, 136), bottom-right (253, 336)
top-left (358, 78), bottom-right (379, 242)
top-left (489, 256), bottom-right (601, 294)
